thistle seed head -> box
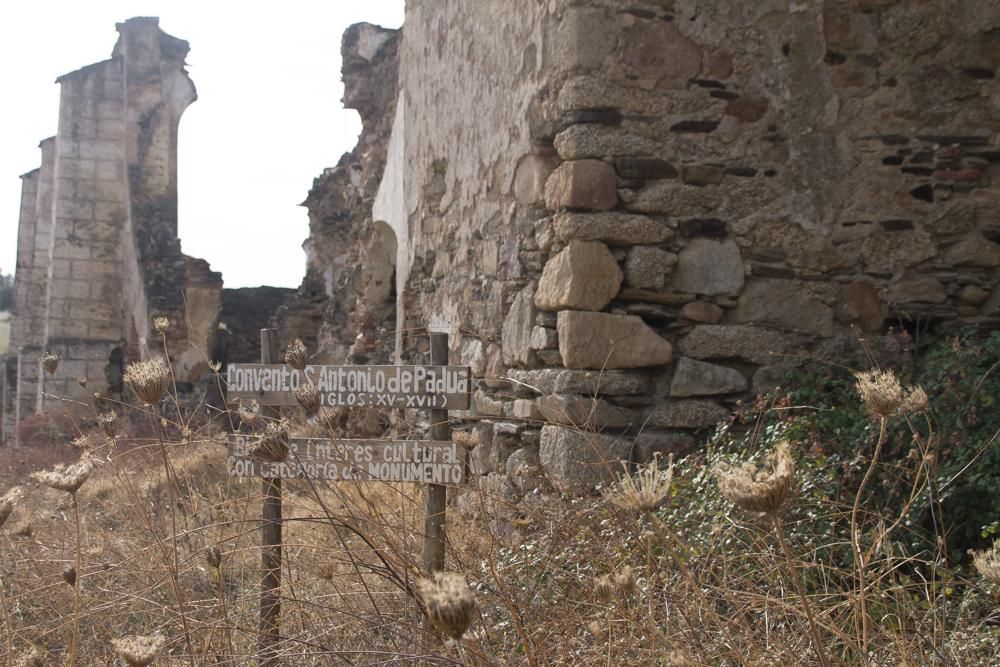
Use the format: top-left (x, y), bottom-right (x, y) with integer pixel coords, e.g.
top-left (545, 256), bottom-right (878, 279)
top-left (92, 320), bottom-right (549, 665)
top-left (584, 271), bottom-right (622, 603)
top-left (715, 441), bottom-right (796, 515)
top-left (294, 382), bottom-right (321, 417)
top-left (124, 359), bottom-right (169, 405)
top-left (98, 411), bottom-right (119, 438)
top-left (854, 369), bottom-right (928, 419)
top-left (285, 338), bottom-right (307, 371)
top-left (40, 352), bottom-right (59, 375)
top-left (417, 571), bottom-right (477, 640)
top-left (31, 457), bottom-right (93, 494)
top-left (248, 418), bottom-right (290, 463)
top-left (603, 453), bottom-right (673, 513)
top-left (111, 634), bottom-right (166, 667)
top-left (152, 316), bottom-right (170, 335)
top-left (237, 399), bottom-right (261, 428)
top-left (973, 540), bottom-right (1000, 585)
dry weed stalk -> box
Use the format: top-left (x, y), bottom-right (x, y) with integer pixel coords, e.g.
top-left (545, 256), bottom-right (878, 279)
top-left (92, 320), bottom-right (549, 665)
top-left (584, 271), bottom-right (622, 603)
top-left (248, 418), bottom-right (290, 463)
top-left (97, 410), bottom-right (119, 438)
top-left (123, 359), bottom-right (169, 405)
top-left (111, 634), bottom-right (166, 667)
top-left (418, 571), bottom-right (477, 640)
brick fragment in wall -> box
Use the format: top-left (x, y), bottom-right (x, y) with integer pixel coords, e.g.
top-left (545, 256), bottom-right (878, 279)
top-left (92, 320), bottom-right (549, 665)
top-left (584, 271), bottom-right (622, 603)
top-left (539, 425), bottom-right (631, 495)
top-left (544, 160), bottom-right (618, 211)
top-left (535, 240), bottom-right (622, 312)
top-left (557, 310), bottom-right (673, 369)
top-left (552, 212), bottom-right (672, 246)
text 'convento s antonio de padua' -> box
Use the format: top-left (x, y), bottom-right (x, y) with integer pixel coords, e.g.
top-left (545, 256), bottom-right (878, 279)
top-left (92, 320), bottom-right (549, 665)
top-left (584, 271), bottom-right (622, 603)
top-left (225, 364), bottom-right (471, 409)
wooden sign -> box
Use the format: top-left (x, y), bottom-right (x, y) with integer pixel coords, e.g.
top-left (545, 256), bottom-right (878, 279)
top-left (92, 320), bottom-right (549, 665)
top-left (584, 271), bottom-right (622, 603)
top-left (226, 364), bottom-right (471, 410)
top-left (227, 435), bottom-right (464, 483)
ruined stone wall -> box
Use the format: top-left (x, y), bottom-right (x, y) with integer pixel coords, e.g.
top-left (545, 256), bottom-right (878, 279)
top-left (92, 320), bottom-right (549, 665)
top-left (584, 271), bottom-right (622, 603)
top-left (3, 18), bottom-right (222, 444)
top-left (374, 0), bottom-right (1000, 496)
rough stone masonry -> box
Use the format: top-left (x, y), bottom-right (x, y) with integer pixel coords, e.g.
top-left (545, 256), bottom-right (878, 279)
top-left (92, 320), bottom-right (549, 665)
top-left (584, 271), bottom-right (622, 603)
top-left (285, 0), bottom-right (1000, 504)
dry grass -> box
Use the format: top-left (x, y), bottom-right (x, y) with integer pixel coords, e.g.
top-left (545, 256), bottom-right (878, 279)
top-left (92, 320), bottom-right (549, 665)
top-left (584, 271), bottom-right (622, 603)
top-left (0, 341), bottom-right (999, 665)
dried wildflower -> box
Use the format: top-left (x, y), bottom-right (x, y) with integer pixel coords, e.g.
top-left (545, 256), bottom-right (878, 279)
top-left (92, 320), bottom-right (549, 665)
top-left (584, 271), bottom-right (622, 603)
top-left (0, 495), bottom-right (13, 530)
top-left (613, 565), bottom-right (636, 596)
top-left (417, 571), bottom-right (477, 640)
top-left (209, 360), bottom-right (222, 372)
top-left (71, 434), bottom-right (95, 452)
top-left (604, 453), bottom-right (673, 512)
top-left (452, 431), bottom-right (477, 449)
top-left (77, 376), bottom-right (87, 387)
top-left (715, 442), bottom-right (796, 515)
top-left (152, 316), bottom-right (170, 335)
top-left (587, 620), bottom-right (603, 638)
top-left (294, 382), bottom-right (321, 417)
top-left (593, 574), bottom-right (615, 602)
top-left (31, 457), bottom-right (93, 494)
top-left (317, 406), bottom-right (345, 431)
top-left (111, 634), bottom-right (166, 667)
top-left (205, 545), bottom-right (222, 570)
top-left (62, 565), bottom-right (76, 587)
top-left (247, 419), bottom-right (290, 463)
top-left (98, 411), bottom-right (119, 438)
top-left (285, 338), bottom-right (307, 370)
top-left (124, 359), bottom-right (169, 405)
top-left (238, 399), bottom-right (260, 427)
top-left (854, 369), bottom-right (927, 419)
top-left (973, 540), bottom-right (1000, 585)
top-left (41, 352), bottom-right (59, 375)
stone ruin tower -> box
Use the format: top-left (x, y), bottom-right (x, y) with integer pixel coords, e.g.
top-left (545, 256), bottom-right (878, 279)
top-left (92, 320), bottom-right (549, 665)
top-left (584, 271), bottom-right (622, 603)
top-left (2, 18), bottom-right (221, 444)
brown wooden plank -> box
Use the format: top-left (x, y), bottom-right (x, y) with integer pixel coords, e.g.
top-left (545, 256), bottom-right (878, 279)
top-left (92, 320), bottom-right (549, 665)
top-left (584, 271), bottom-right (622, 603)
top-left (226, 363), bottom-right (471, 409)
top-left (227, 436), bottom-right (464, 483)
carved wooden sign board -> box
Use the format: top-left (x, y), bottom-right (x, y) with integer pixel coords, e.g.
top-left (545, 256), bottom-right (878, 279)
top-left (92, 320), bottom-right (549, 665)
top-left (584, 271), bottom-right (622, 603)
top-left (226, 363), bottom-right (471, 410)
top-left (227, 436), bottom-right (464, 483)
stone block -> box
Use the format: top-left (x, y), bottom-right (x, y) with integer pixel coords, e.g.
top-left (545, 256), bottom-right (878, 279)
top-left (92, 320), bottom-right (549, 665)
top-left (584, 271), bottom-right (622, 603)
top-left (943, 233), bottom-right (1000, 267)
top-left (670, 357), bottom-right (747, 397)
top-left (501, 282), bottom-right (537, 365)
top-left (670, 238), bottom-right (744, 295)
top-left (506, 445), bottom-right (545, 495)
top-left (649, 399), bottom-right (730, 428)
top-left (624, 246), bottom-right (676, 290)
top-left (557, 310), bottom-right (672, 369)
top-left (514, 154), bottom-right (560, 205)
top-left (529, 326), bottom-right (557, 350)
top-left (730, 279), bottom-right (834, 336)
top-left (539, 424), bottom-right (631, 494)
top-left (554, 125), bottom-right (660, 160)
top-left (507, 368), bottom-right (650, 395)
top-left (553, 7), bottom-right (617, 71)
top-left (633, 430), bottom-right (696, 465)
top-left (678, 324), bottom-right (796, 365)
top-left (679, 301), bottom-right (723, 323)
top-left (535, 240), bottom-right (622, 311)
top-left (861, 230), bottom-right (936, 273)
top-left (835, 279), bottom-right (885, 332)
top-left (622, 20), bottom-right (701, 87)
top-left (552, 212), bottom-right (671, 245)
top-left (886, 272), bottom-right (947, 304)
top-left (511, 399), bottom-right (544, 421)
top-left (474, 391), bottom-right (506, 417)
top-left (537, 394), bottom-right (637, 430)
top-left (544, 159), bottom-right (618, 211)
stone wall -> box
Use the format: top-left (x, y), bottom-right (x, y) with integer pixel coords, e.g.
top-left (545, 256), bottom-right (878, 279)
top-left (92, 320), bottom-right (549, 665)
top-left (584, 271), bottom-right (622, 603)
top-left (3, 18), bottom-right (223, 444)
top-left (294, 0), bottom-right (1000, 496)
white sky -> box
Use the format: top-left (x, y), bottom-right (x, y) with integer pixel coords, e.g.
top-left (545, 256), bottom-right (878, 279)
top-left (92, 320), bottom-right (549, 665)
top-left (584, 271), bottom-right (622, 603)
top-left (0, 1), bottom-right (404, 288)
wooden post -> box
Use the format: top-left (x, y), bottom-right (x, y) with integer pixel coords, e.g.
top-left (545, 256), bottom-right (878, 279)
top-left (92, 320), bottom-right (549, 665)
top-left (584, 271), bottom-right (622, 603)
top-left (422, 332), bottom-right (450, 573)
top-left (259, 329), bottom-right (282, 665)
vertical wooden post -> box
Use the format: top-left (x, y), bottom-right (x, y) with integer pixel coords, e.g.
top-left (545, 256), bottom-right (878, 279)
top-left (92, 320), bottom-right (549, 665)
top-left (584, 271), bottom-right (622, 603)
top-left (423, 332), bottom-right (450, 573)
top-left (259, 329), bottom-right (282, 665)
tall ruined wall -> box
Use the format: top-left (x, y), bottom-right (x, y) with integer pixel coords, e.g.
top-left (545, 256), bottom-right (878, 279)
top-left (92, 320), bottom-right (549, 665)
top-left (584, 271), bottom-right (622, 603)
top-left (3, 18), bottom-right (221, 444)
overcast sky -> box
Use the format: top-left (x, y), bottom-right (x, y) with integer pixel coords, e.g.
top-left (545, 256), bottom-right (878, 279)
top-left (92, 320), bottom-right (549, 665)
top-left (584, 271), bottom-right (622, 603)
top-left (0, 1), bottom-right (404, 288)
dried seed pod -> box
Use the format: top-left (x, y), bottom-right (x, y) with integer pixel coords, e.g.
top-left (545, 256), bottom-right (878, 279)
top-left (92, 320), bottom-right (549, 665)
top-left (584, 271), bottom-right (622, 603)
top-left (31, 457), bottom-right (93, 494)
top-left (973, 540), bottom-right (1000, 585)
top-left (237, 399), bottom-right (261, 428)
top-left (285, 339), bottom-right (307, 371)
top-left (123, 359), bottom-right (169, 405)
top-left (152, 316), bottom-right (169, 334)
top-left (417, 571), bottom-right (477, 640)
top-left (715, 442), bottom-right (796, 515)
top-left (0, 495), bottom-right (13, 530)
top-left (62, 565), bottom-right (76, 587)
top-left (294, 382), bottom-right (321, 417)
top-left (593, 574), bottom-right (615, 602)
top-left (603, 453), bottom-right (673, 513)
top-left (41, 352), bottom-right (59, 375)
top-left (248, 419), bottom-right (290, 463)
top-left (98, 411), bottom-right (119, 438)
top-left (77, 376), bottom-right (87, 387)
top-left (111, 635), bottom-right (166, 667)
top-left (205, 545), bottom-right (222, 570)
